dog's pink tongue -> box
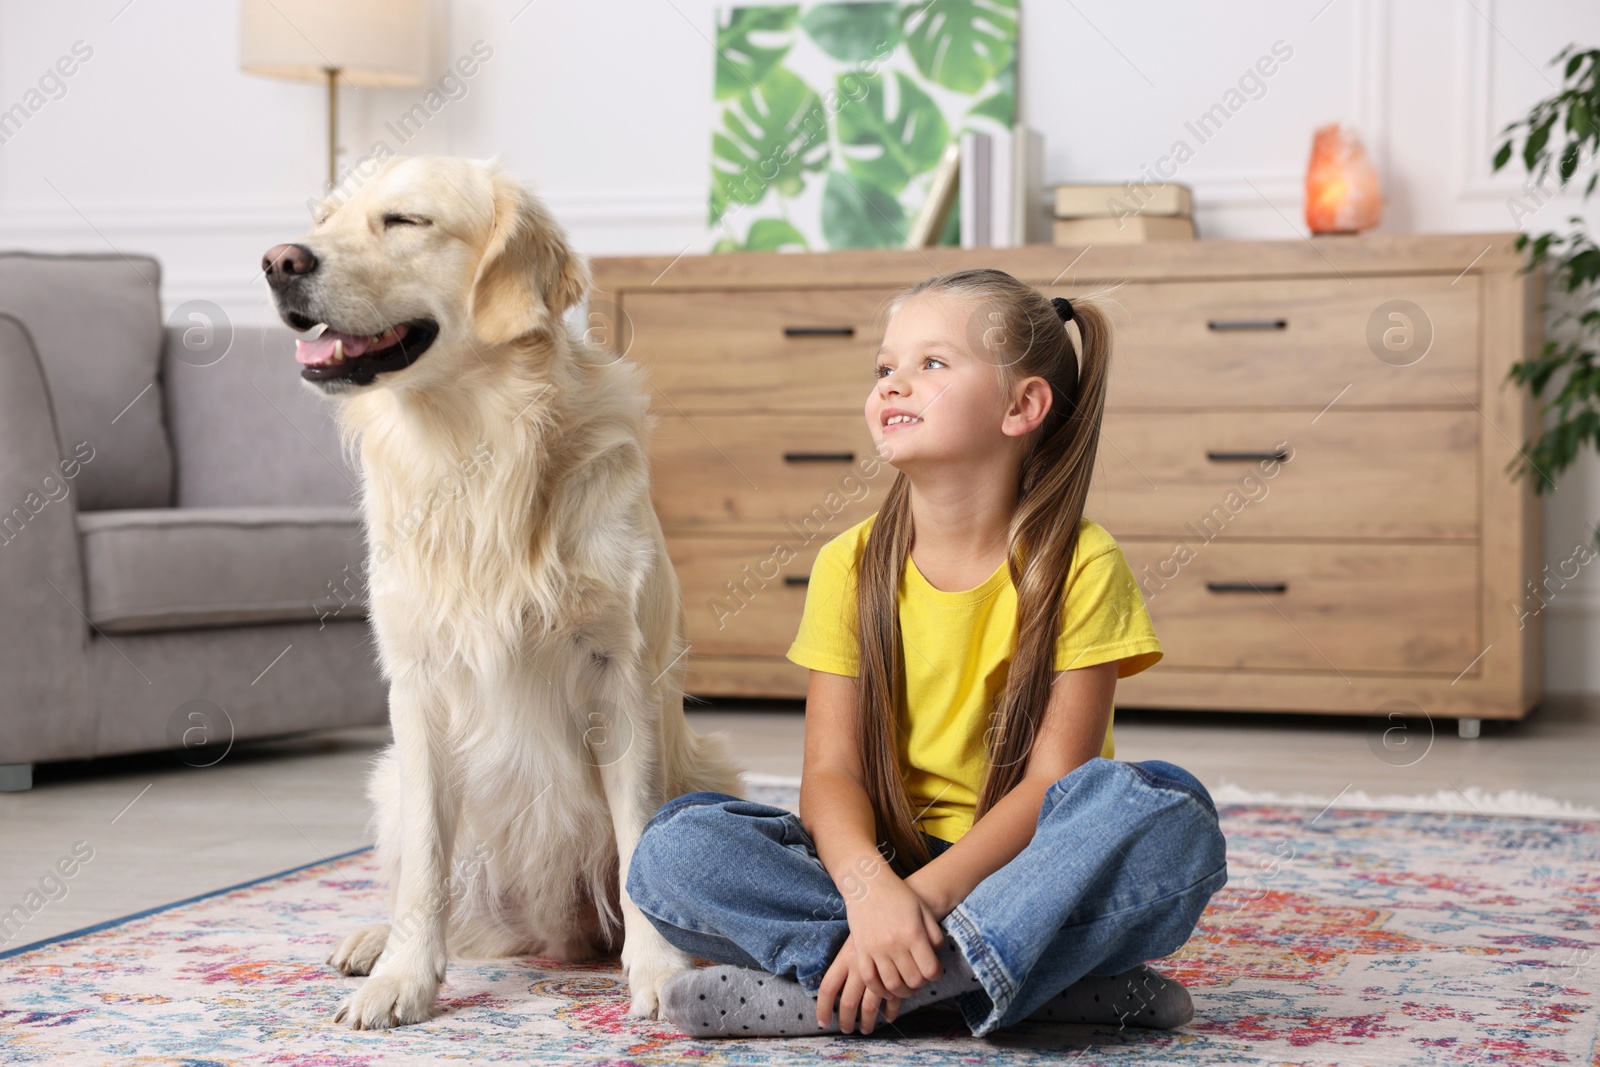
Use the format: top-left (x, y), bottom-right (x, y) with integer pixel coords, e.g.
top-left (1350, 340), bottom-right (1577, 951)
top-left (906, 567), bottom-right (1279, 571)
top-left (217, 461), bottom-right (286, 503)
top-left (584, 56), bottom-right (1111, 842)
top-left (295, 329), bottom-right (375, 366)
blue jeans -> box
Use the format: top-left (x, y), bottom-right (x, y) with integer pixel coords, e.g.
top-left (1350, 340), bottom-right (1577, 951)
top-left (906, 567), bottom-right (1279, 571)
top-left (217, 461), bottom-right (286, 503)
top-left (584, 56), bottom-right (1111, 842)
top-left (626, 757), bottom-right (1228, 1036)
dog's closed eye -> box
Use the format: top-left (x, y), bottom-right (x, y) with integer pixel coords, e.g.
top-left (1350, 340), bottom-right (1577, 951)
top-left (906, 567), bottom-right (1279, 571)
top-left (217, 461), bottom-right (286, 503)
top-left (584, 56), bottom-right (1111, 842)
top-left (383, 213), bottom-right (431, 228)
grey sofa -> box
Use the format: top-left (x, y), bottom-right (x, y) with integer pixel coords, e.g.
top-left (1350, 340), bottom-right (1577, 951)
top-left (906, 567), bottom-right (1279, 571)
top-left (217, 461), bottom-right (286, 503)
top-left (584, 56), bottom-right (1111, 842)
top-left (0, 251), bottom-right (386, 790)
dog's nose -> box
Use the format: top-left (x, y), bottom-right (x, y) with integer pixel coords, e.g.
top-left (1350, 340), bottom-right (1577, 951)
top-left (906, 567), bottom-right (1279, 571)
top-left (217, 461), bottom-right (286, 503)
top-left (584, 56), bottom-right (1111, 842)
top-left (262, 243), bottom-right (318, 288)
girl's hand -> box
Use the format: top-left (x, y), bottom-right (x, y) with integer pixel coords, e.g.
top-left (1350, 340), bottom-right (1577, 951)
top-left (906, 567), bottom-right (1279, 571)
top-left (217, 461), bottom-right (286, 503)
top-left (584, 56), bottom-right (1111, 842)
top-left (816, 932), bottom-right (901, 1033)
top-left (845, 871), bottom-right (947, 998)
top-left (818, 875), bottom-right (944, 1030)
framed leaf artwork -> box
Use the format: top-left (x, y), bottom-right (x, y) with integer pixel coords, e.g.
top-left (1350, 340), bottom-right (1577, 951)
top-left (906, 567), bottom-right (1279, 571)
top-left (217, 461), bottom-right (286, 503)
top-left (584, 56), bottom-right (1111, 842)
top-left (709, 0), bottom-right (1019, 252)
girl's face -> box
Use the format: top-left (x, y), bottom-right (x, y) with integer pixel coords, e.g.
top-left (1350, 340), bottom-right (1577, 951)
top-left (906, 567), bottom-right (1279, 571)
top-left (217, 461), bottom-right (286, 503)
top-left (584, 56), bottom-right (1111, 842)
top-left (867, 293), bottom-right (1022, 469)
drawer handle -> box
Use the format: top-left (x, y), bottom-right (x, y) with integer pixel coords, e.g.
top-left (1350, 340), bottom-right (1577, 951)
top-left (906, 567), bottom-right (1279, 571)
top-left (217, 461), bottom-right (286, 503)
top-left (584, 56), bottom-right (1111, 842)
top-left (1207, 581), bottom-right (1289, 594)
top-left (783, 451), bottom-right (856, 463)
top-left (1207, 318), bottom-right (1287, 331)
top-left (784, 325), bottom-right (856, 337)
top-left (784, 575), bottom-right (810, 586)
top-left (1207, 449), bottom-right (1290, 463)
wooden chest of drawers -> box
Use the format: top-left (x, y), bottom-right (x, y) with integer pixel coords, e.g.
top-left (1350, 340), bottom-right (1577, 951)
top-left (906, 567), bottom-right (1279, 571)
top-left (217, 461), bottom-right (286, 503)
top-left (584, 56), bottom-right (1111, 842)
top-left (590, 234), bottom-right (1544, 725)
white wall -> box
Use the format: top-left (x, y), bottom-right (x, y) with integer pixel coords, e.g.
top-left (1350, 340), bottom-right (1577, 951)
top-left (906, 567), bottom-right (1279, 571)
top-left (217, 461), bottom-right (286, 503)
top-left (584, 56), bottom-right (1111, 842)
top-left (1, 0), bottom-right (1598, 693)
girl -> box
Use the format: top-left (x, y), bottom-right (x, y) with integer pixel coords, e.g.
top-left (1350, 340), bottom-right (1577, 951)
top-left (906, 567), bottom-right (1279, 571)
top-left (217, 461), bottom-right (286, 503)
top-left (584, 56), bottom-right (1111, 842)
top-left (627, 268), bottom-right (1228, 1039)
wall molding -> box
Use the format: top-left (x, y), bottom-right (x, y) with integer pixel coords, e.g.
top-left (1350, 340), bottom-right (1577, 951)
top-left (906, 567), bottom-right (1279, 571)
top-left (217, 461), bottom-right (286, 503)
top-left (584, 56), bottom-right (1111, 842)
top-left (1457, 0), bottom-right (1516, 201)
top-left (1354, 0), bottom-right (1392, 179)
top-left (1454, 0), bottom-right (1572, 205)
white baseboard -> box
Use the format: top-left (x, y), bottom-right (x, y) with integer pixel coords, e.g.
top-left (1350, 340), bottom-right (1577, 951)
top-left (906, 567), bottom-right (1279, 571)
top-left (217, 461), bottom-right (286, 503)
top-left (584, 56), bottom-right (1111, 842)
top-left (742, 772), bottom-right (802, 788)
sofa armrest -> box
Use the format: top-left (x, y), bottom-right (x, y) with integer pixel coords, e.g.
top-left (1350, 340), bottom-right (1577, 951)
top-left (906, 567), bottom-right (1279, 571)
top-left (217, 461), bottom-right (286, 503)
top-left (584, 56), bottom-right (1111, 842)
top-left (0, 313), bottom-right (94, 764)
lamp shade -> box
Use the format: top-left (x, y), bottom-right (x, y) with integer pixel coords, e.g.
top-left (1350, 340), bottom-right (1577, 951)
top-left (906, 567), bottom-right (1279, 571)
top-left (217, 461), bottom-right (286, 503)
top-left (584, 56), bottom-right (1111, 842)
top-left (240, 0), bottom-right (428, 87)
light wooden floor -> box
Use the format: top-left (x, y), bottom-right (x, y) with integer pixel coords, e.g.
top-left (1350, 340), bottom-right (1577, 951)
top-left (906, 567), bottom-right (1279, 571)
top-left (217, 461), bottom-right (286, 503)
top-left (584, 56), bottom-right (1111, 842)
top-left (2, 694), bottom-right (1596, 952)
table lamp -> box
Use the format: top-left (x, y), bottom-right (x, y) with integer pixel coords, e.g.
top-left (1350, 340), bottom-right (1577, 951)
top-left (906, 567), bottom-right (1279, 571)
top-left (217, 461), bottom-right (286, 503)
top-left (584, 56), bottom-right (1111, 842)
top-left (240, 0), bottom-right (429, 193)
top-left (1304, 121), bottom-right (1382, 235)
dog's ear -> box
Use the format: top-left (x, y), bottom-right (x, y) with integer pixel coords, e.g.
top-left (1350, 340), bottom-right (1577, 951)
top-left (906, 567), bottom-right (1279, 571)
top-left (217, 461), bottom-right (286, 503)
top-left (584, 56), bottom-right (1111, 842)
top-left (468, 168), bottom-right (591, 347)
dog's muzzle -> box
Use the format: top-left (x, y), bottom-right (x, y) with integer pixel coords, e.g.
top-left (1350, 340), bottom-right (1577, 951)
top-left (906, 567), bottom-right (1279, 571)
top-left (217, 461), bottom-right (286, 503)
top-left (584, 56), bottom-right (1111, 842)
top-left (261, 242), bottom-right (440, 388)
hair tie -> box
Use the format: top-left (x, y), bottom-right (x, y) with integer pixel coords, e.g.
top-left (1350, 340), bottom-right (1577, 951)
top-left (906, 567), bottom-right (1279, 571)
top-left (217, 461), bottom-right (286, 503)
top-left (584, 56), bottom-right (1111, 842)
top-left (1051, 296), bottom-right (1075, 323)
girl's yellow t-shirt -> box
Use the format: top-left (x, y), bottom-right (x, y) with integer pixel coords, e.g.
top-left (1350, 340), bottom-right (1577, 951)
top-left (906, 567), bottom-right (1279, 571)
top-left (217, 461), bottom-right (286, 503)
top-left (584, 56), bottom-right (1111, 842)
top-left (785, 512), bottom-right (1163, 844)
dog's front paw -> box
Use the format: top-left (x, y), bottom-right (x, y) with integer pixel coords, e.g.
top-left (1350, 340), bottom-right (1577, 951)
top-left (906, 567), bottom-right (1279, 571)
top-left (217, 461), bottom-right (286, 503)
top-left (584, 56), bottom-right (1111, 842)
top-left (332, 971), bottom-right (440, 1030)
top-left (326, 923), bottom-right (390, 976)
top-left (623, 941), bottom-right (695, 1020)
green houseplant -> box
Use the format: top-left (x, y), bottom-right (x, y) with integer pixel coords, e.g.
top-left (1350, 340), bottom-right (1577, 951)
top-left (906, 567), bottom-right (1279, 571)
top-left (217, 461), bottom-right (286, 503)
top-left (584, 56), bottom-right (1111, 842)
top-left (1492, 44), bottom-right (1600, 541)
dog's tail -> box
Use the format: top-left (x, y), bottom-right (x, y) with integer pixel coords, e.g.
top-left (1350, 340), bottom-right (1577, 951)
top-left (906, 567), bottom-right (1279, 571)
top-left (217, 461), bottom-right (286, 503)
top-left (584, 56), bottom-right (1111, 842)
top-left (660, 702), bottom-right (747, 802)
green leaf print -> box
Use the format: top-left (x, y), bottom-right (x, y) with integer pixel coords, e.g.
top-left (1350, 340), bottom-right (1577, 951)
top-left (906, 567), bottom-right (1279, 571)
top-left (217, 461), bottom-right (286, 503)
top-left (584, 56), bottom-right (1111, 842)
top-left (821, 168), bottom-right (908, 248)
top-left (715, 5), bottom-right (800, 101)
top-left (899, 0), bottom-right (1018, 94)
top-left (799, 2), bottom-right (901, 62)
top-left (835, 69), bottom-right (950, 195)
top-left (715, 218), bottom-right (811, 253)
top-left (710, 66), bottom-right (830, 227)
top-left (966, 53), bottom-right (1016, 126)
top-left (937, 194), bottom-right (961, 245)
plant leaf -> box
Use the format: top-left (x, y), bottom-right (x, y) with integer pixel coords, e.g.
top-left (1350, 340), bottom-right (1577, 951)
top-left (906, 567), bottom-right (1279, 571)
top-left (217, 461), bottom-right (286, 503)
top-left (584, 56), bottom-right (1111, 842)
top-left (1524, 115), bottom-right (1554, 172)
top-left (744, 217), bottom-right (811, 251)
top-left (967, 54), bottom-right (1017, 126)
top-left (899, 0), bottom-right (1018, 94)
top-left (834, 69), bottom-right (950, 194)
top-left (716, 5), bottom-right (800, 101)
top-left (800, 2), bottom-right (900, 62)
top-left (710, 66), bottom-right (830, 226)
top-left (1568, 99), bottom-right (1591, 139)
top-left (821, 169), bottom-right (908, 248)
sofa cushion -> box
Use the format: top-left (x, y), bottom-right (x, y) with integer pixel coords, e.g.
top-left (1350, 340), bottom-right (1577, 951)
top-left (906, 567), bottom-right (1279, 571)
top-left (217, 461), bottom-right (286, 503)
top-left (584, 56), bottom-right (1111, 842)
top-left (0, 252), bottom-right (172, 511)
top-left (78, 507), bottom-right (367, 634)
top-left (163, 325), bottom-right (360, 508)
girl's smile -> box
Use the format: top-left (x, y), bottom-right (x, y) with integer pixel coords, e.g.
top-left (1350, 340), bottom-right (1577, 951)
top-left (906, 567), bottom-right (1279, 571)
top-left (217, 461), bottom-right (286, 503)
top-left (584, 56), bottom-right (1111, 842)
top-left (881, 407), bottom-right (924, 430)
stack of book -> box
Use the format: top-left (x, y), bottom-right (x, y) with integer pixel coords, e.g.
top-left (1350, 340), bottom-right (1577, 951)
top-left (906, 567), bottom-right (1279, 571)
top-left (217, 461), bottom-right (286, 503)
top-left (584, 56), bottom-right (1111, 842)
top-left (1051, 182), bottom-right (1195, 244)
top-left (906, 124), bottom-right (1047, 249)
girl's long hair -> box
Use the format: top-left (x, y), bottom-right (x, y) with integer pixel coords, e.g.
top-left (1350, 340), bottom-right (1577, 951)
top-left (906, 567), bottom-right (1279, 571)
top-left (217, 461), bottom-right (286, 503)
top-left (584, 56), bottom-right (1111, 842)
top-left (854, 268), bottom-right (1114, 877)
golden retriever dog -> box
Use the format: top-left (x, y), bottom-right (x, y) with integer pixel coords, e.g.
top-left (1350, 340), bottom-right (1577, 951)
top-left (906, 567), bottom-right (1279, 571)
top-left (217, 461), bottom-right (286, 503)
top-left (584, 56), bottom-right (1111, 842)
top-left (261, 154), bottom-right (744, 1029)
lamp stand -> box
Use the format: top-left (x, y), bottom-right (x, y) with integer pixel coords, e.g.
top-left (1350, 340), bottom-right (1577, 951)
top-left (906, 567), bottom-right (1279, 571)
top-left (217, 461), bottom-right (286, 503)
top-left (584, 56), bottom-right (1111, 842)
top-left (324, 66), bottom-right (340, 193)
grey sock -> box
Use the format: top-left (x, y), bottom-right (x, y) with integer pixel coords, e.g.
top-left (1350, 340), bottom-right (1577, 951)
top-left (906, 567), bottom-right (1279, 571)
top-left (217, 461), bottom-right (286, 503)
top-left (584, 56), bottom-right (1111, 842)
top-left (659, 937), bottom-right (984, 1038)
top-left (659, 965), bottom-right (832, 1037)
top-left (1025, 964), bottom-right (1194, 1029)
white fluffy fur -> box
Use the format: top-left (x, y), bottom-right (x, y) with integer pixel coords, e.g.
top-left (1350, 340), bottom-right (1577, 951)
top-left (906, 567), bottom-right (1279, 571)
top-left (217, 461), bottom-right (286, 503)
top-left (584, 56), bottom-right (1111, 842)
top-left (265, 155), bottom-right (744, 1029)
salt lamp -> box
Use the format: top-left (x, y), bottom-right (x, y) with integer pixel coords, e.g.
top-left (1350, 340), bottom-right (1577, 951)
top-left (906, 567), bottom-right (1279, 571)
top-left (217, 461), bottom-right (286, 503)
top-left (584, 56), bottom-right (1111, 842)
top-left (1304, 122), bottom-right (1382, 234)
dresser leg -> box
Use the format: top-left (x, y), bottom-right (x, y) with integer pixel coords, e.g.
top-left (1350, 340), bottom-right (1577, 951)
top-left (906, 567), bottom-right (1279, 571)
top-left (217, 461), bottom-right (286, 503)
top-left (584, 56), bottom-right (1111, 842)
top-left (1457, 718), bottom-right (1482, 740)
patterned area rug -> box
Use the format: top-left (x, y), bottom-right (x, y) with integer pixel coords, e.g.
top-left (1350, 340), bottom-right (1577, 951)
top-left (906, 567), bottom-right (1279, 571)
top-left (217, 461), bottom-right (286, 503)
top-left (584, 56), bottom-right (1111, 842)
top-left (2, 776), bottom-right (1598, 1066)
